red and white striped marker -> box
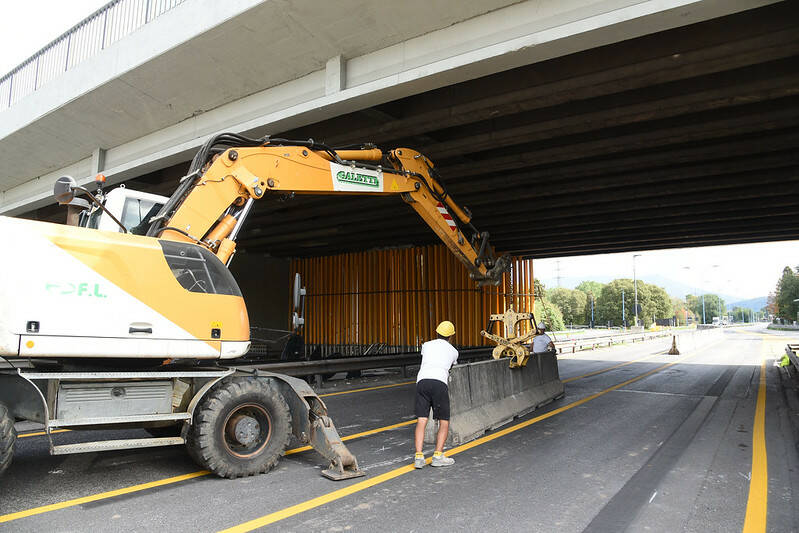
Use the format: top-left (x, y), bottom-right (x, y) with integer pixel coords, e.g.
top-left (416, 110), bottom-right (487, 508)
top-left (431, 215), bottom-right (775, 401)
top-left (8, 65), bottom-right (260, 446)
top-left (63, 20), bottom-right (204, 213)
top-left (437, 202), bottom-right (457, 231)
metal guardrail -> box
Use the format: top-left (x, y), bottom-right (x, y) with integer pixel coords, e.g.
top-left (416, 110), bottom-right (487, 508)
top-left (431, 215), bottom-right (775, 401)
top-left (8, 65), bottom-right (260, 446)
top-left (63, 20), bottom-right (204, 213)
top-left (232, 347), bottom-right (495, 378)
top-left (0, 0), bottom-right (186, 111)
top-left (234, 329), bottom-right (687, 378)
top-left (552, 329), bottom-right (677, 354)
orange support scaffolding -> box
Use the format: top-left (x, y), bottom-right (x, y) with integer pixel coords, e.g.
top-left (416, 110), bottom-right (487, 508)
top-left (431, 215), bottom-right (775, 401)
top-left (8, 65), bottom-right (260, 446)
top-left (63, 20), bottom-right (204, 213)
top-left (290, 245), bottom-right (535, 350)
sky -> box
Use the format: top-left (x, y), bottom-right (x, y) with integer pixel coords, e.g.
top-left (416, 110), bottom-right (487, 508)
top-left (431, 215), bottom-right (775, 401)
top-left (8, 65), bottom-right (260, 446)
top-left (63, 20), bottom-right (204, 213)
top-left (0, 0), bottom-right (109, 75)
top-left (3, 2), bottom-right (798, 300)
top-left (534, 241), bottom-right (799, 301)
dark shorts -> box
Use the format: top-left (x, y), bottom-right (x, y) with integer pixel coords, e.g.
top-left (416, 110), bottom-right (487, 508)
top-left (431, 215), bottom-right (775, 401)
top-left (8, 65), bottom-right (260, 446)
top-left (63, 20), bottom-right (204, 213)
top-left (414, 379), bottom-right (450, 420)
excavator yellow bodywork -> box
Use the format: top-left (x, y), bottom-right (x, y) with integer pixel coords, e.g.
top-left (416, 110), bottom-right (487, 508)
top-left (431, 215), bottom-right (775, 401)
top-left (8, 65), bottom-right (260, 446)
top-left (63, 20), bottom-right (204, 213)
top-left (0, 133), bottom-right (509, 482)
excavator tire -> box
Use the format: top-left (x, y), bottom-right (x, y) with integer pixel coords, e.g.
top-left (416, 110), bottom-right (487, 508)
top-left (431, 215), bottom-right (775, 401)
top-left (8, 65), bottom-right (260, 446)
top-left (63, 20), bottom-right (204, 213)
top-left (0, 402), bottom-right (16, 477)
top-left (187, 377), bottom-right (291, 478)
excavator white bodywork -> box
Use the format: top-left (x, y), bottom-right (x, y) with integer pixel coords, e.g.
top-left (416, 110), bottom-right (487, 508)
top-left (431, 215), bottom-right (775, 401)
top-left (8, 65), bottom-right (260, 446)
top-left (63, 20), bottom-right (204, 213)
top-left (0, 135), bottom-right (509, 481)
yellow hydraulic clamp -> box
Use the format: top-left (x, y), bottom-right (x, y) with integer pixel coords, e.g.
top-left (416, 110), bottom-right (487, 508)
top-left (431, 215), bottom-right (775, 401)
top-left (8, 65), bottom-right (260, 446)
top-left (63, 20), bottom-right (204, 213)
top-left (480, 308), bottom-right (536, 368)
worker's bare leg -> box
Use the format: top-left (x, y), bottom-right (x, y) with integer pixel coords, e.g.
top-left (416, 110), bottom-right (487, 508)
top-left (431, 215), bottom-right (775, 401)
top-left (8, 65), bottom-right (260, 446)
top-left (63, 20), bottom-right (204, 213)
top-left (414, 417), bottom-right (428, 453)
top-left (435, 419), bottom-right (449, 453)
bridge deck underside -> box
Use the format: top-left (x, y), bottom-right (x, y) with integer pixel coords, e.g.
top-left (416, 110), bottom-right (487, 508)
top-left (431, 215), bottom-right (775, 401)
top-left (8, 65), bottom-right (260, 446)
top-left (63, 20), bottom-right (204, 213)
top-left (27, 2), bottom-right (799, 258)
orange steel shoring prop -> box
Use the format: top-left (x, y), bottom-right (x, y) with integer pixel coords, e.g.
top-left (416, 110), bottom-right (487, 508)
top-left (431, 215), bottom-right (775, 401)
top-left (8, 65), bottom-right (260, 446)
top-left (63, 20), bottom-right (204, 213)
top-left (289, 246), bottom-right (535, 349)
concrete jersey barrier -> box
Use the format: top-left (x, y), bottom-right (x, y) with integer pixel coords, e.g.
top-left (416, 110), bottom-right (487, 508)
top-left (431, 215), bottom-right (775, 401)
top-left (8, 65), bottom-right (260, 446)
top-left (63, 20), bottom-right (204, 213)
top-left (425, 352), bottom-right (563, 446)
top-left (424, 328), bottom-right (721, 446)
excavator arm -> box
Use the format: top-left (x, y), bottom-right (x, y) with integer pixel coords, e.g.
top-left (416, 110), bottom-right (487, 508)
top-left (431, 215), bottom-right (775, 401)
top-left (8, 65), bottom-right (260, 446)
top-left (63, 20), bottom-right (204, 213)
top-left (147, 133), bottom-right (509, 286)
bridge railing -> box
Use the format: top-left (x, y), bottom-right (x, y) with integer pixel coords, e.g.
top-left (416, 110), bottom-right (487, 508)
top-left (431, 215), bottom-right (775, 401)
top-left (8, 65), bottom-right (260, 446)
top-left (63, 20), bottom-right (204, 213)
top-left (0, 0), bottom-right (186, 112)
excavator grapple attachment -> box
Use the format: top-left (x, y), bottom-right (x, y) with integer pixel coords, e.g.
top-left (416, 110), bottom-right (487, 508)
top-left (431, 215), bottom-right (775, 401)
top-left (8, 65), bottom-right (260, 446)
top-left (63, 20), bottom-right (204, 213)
top-left (311, 415), bottom-right (365, 481)
top-left (481, 308), bottom-right (536, 368)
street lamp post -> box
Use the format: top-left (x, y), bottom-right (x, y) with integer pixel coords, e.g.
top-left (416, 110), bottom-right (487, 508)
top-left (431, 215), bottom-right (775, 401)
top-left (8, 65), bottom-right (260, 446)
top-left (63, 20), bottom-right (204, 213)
top-left (633, 254), bottom-right (641, 327)
top-left (702, 294), bottom-right (706, 325)
top-left (590, 294), bottom-right (594, 328)
top-left (683, 266), bottom-right (693, 324)
top-left (712, 264), bottom-right (721, 321)
top-left (622, 289), bottom-right (626, 328)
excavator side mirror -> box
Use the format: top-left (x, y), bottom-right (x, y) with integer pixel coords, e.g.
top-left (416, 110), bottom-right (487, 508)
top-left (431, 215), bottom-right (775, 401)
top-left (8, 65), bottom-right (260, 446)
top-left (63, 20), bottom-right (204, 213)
top-left (292, 273), bottom-right (307, 311)
top-left (54, 176), bottom-right (78, 205)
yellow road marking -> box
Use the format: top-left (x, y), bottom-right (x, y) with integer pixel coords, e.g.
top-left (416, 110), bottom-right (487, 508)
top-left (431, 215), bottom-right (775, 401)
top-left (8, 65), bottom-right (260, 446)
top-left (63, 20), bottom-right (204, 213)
top-left (319, 381), bottom-right (414, 397)
top-left (17, 429), bottom-right (70, 439)
top-left (285, 420), bottom-right (416, 456)
top-left (0, 418), bottom-right (415, 525)
top-left (0, 354), bottom-right (674, 524)
top-left (742, 354), bottom-right (768, 532)
top-left (729, 329), bottom-right (789, 342)
top-left (0, 471), bottom-right (209, 524)
top-left (220, 352), bottom-right (699, 532)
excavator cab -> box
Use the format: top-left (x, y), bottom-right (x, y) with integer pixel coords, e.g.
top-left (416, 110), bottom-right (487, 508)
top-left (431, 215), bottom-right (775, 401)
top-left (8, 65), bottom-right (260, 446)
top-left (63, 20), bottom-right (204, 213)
top-left (59, 175), bottom-right (168, 235)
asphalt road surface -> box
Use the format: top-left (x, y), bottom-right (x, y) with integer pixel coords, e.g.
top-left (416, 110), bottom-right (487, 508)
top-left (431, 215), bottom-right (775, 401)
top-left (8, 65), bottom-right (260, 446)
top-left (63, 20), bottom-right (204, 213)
top-left (1, 326), bottom-right (796, 532)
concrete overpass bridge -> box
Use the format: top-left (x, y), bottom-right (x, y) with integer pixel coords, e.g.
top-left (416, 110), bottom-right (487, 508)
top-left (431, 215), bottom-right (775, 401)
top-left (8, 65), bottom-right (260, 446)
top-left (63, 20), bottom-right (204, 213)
top-left (1, 0), bottom-right (797, 259)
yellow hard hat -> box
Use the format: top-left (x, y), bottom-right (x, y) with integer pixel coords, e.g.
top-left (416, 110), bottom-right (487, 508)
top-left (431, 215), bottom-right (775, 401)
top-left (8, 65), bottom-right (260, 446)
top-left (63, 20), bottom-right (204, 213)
top-left (436, 320), bottom-right (456, 337)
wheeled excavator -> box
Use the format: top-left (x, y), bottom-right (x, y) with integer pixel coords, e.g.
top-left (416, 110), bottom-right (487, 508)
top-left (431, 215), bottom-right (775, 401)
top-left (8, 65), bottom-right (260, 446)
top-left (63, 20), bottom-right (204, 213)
top-left (0, 133), bottom-right (509, 480)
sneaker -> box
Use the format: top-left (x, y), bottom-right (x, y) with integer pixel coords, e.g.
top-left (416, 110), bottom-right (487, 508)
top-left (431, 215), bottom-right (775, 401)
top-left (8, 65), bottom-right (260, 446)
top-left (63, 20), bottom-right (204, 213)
top-left (431, 454), bottom-right (454, 467)
top-left (414, 454), bottom-right (426, 469)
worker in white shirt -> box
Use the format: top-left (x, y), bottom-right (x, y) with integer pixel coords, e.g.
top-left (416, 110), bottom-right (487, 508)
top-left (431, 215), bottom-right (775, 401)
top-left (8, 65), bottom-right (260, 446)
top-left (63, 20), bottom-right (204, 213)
top-left (413, 321), bottom-right (458, 468)
top-left (532, 322), bottom-right (555, 354)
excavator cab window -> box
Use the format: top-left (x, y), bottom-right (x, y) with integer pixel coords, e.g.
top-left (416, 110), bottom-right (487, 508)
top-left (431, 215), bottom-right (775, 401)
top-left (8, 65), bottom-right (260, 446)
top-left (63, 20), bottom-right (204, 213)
top-left (82, 206), bottom-right (103, 229)
top-left (122, 198), bottom-right (163, 235)
top-left (159, 241), bottom-right (242, 297)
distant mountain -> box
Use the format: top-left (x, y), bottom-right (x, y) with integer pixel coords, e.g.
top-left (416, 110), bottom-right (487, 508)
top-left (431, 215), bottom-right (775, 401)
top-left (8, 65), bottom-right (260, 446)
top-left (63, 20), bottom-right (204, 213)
top-left (728, 296), bottom-right (768, 310)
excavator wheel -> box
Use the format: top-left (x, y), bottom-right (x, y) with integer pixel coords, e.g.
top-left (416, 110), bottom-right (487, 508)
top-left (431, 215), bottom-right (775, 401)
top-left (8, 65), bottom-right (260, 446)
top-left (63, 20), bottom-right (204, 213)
top-left (187, 377), bottom-right (291, 478)
top-left (0, 402), bottom-right (16, 477)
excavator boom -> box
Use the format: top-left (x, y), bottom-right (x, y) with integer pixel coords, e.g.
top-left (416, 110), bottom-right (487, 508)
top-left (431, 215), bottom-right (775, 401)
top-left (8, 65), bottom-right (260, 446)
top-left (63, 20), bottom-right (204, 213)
top-left (146, 134), bottom-right (508, 285)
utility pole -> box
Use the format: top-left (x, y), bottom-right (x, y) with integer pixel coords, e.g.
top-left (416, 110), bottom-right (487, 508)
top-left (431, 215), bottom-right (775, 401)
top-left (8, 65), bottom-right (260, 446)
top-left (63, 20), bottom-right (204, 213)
top-left (633, 254), bottom-right (641, 327)
top-left (556, 260), bottom-right (562, 288)
top-left (622, 289), bottom-right (626, 328)
top-left (591, 294), bottom-right (594, 329)
top-left (683, 266), bottom-right (694, 325)
top-left (712, 265), bottom-right (721, 320)
top-left (702, 294), bottom-right (706, 325)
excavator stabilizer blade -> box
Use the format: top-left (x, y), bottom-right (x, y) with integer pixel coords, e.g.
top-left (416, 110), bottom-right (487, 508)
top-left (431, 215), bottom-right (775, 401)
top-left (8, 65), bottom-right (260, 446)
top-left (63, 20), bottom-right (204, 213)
top-left (311, 415), bottom-right (366, 481)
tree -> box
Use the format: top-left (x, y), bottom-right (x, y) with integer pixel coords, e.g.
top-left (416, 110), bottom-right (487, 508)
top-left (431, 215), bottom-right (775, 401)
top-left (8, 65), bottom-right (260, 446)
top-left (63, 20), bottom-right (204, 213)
top-left (671, 297), bottom-right (694, 326)
top-left (648, 285), bottom-right (673, 325)
top-left (686, 293), bottom-right (725, 324)
top-left (576, 281), bottom-right (605, 325)
top-left (596, 279), bottom-right (674, 327)
top-left (596, 279), bottom-right (634, 327)
top-left (731, 307), bottom-right (754, 322)
top-left (774, 266), bottom-right (799, 322)
top-left (547, 287), bottom-right (587, 326)
top-left (534, 299), bottom-right (565, 332)
top-left (576, 281), bottom-right (605, 297)
top-left (534, 279), bottom-right (565, 331)
top-left (766, 292), bottom-right (778, 317)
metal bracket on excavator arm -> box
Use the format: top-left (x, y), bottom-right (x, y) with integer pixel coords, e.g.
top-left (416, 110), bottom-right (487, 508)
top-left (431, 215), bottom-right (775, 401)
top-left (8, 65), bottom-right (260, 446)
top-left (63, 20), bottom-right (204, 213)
top-left (472, 254), bottom-right (511, 287)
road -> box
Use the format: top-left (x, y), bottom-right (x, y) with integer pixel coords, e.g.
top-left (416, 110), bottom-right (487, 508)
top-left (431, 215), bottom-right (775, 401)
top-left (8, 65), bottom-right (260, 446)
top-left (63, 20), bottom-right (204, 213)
top-left (0, 326), bottom-right (796, 532)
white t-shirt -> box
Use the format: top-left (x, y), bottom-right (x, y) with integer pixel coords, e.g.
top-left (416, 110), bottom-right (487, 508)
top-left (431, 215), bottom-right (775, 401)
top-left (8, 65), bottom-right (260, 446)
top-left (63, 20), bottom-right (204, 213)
top-left (416, 339), bottom-right (459, 384)
top-left (532, 333), bottom-right (553, 353)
